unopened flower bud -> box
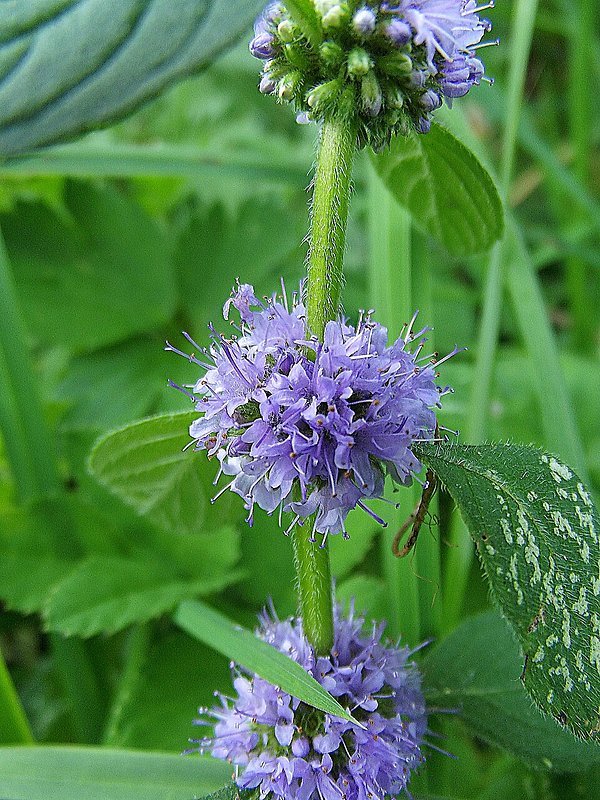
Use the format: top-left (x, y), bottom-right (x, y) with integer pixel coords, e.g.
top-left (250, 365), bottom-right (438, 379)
top-left (277, 19), bottom-right (295, 43)
top-left (306, 79), bottom-right (342, 114)
top-left (353, 8), bottom-right (377, 37)
top-left (249, 32), bottom-right (276, 60)
top-left (278, 72), bottom-right (301, 101)
top-left (416, 116), bottom-right (431, 134)
top-left (322, 4), bottom-right (347, 29)
top-left (385, 18), bottom-right (412, 47)
top-left (319, 40), bottom-right (344, 69)
top-left (388, 86), bottom-right (404, 109)
top-left (420, 88), bottom-right (442, 111)
top-left (259, 74), bottom-right (277, 94)
top-left (347, 47), bottom-right (371, 77)
top-left (361, 72), bottom-right (382, 117)
top-left (379, 51), bottom-right (413, 78)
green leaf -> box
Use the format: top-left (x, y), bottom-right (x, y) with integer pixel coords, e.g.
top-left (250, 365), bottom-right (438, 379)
top-left (88, 411), bottom-right (239, 536)
top-left (336, 575), bottom-right (387, 621)
top-left (0, 746), bottom-right (231, 800)
top-left (372, 123), bottom-right (504, 256)
top-left (2, 181), bottom-right (175, 351)
top-left (174, 598), bottom-right (358, 725)
top-left (109, 630), bottom-right (232, 750)
top-left (175, 198), bottom-right (305, 331)
top-left (200, 786), bottom-right (245, 800)
top-left (423, 611), bottom-right (600, 771)
top-left (415, 442), bottom-right (600, 742)
top-left (44, 539), bottom-right (241, 637)
top-left (0, 0), bottom-right (265, 155)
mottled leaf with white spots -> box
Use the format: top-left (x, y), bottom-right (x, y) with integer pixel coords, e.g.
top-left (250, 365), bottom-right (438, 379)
top-left (414, 442), bottom-right (600, 743)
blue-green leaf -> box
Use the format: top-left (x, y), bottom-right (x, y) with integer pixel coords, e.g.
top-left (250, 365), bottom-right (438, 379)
top-left (174, 598), bottom-right (359, 725)
top-left (415, 442), bottom-right (600, 743)
top-left (372, 123), bottom-right (504, 256)
top-left (0, 0), bottom-right (265, 156)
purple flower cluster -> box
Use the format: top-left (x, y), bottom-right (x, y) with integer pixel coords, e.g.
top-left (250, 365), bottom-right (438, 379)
top-left (249, 1), bottom-right (495, 146)
top-left (167, 282), bottom-right (455, 541)
top-left (194, 604), bottom-right (428, 800)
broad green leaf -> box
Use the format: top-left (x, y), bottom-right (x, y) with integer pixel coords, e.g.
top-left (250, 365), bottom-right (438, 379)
top-left (2, 181), bottom-right (175, 351)
top-left (372, 123), bottom-right (503, 256)
top-left (175, 197), bottom-right (305, 333)
top-left (44, 537), bottom-right (241, 637)
top-left (0, 746), bottom-right (231, 800)
top-left (88, 411), bottom-right (239, 536)
top-left (174, 598), bottom-right (358, 725)
top-left (0, 0), bottom-right (265, 155)
top-left (199, 786), bottom-right (245, 800)
top-left (336, 575), bottom-right (387, 621)
top-left (415, 442), bottom-right (600, 742)
top-left (109, 630), bottom-right (231, 750)
top-left (423, 611), bottom-right (600, 771)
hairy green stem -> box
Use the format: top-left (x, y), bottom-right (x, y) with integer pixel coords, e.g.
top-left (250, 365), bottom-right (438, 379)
top-left (295, 114), bottom-right (357, 655)
top-left (306, 115), bottom-right (356, 341)
top-left (291, 524), bottom-right (334, 655)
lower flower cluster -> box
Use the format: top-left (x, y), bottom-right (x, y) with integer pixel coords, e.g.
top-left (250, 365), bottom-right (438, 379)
top-left (194, 605), bottom-right (428, 800)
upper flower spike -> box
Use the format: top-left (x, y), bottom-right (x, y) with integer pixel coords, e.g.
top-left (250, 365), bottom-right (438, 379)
top-left (248, 0), bottom-right (495, 148)
top-left (167, 281), bottom-right (459, 541)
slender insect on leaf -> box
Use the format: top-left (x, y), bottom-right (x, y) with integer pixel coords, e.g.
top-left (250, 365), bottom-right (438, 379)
top-left (393, 468), bottom-right (438, 558)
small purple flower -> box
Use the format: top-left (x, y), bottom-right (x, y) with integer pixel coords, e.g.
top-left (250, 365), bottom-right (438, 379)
top-left (439, 52), bottom-right (485, 100)
top-left (400, 0), bottom-right (488, 68)
top-left (167, 282), bottom-right (458, 540)
top-left (193, 604), bottom-right (429, 800)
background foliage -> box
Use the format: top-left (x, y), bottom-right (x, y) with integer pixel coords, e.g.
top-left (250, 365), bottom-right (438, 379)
top-left (0, 1), bottom-right (599, 798)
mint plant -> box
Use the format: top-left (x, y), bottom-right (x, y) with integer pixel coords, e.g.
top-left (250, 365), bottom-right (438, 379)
top-left (0, 2), bottom-right (598, 799)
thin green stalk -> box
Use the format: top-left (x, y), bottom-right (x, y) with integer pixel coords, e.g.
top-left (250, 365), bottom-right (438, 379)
top-left (411, 230), bottom-right (442, 640)
top-left (0, 143), bottom-right (309, 186)
top-left (50, 634), bottom-right (106, 744)
top-left (103, 625), bottom-right (152, 746)
top-left (0, 226), bottom-right (60, 501)
top-left (367, 163), bottom-right (421, 646)
top-left (297, 114), bottom-right (357, 654)
top-left (0, 227), bottom-right (102, 741)
top-left (505, 215), bottom-right (588, 479)
top-left (0, 648), bottom-right (34, 744)
top-left (444, 0), bottom-right (540, 631)
top-left (306, 115), bottom-right (356, 341)
top-left (565, 0), bottom-right (595, 351)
